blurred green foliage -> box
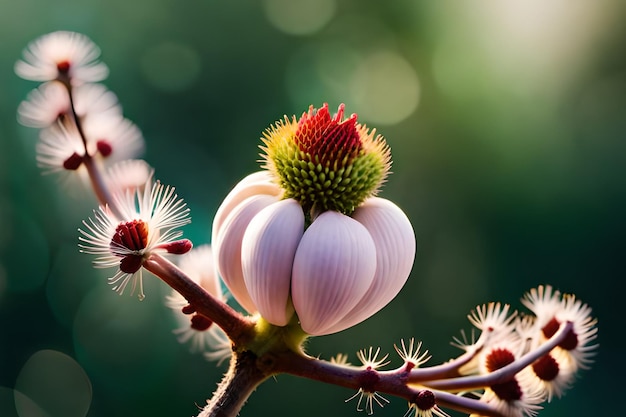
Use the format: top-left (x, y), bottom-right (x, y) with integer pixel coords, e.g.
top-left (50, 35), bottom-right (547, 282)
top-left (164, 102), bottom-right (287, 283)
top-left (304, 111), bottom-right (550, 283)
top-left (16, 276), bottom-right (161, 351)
top-left (1, 0), bottom-right (623, 416)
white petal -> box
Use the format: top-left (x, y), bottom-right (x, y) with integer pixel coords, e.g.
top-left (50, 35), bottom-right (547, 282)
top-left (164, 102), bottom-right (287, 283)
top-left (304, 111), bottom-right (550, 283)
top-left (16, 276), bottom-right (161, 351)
top-left (17, 81), bottom-right (69, 127)
top-left (292, 211), bottom-right (377, 335)
top-left (324, 197), bottom-right (416, 334)
top-left (211, 171), bottom-right (281, 245)
top-left (242, 199), bottom-right (304, 326)
top-left (213, 194), bottom-right (278, 314)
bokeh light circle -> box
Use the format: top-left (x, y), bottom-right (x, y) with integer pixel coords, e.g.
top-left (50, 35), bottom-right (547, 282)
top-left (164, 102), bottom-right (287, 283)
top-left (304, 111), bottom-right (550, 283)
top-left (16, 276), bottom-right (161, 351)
top-left (72, 283), bottom-right (176, 392)
top-left (349, 51), bottom-right (420, 125)
top-left (15, 350), bottom-right (92, 417)
top-left (263, 0), bottom-right (336, 36)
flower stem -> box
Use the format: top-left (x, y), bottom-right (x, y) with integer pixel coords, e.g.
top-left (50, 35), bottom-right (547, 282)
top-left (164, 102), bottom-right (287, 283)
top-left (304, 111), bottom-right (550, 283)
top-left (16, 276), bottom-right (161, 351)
top-left (197, 350), bottom-right (269, 417)
top-left (423, 320), bottom-right (574, 391)
top-left (143, 253), bottom-right (255, 343)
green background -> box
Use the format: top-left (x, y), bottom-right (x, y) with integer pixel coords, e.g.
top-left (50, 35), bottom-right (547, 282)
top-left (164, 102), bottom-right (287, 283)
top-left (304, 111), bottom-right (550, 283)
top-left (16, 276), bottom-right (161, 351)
top-left (0, 0), bottom-right (622, 416)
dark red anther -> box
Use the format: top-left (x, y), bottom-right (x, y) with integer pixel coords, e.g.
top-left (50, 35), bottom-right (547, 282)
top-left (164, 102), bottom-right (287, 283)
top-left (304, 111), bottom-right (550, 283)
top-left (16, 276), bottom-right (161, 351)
top-left (485, 348), bottom-right (515, 373)
top-left (413, 390), bottom-right (436, 411)
top-left (119, 255), bottom-right (143, 274)
top-left (111, 220), bottom-right (149, 253)
top-left (533, 354), bottom-right (559, 381)
top-left (181, 304), bottom-right (195, 315)
top-left (63, 152), bottom-right (84, 170)
top-left (96, 140), bottom-right (113, 157)
top-left (542, 317), bottom-right (578, 350)
top-left (491, 379), bottom-right (523, 402)
top-left (558, 328), bottom-right (579, 350)
top-left (160, 239), bottom-right (193, 255)
top-left (190, 314), bottom-right (213, 331)
top-left (57, 60), bottom-right (71, 74)
top-left (542, 317), bottom-right (560, 339)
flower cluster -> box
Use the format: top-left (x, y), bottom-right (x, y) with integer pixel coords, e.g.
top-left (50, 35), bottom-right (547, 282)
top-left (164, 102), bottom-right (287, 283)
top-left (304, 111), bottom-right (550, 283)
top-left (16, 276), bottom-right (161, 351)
top-left (212, 104), bottom-right (416, 335)
top-left (337, 286), bottom-right (597, 417)
top-left (443, 286), bottom-right (596, 417)
top-left (15, 32), bottom-right (599, 417)
top-left (16, 31), bottom-right (192, 300)
top-left (16, 31), bottom-right (143, 183)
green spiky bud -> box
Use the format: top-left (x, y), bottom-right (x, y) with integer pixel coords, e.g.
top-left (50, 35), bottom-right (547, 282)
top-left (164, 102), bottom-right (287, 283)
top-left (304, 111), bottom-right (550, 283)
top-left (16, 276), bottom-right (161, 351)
top-left (260, 103), bottom-right (391, 215)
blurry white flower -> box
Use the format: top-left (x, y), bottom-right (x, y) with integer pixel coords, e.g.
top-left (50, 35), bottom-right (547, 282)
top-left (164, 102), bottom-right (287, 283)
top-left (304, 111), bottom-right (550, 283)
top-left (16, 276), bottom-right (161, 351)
top-left (105, 159), bottom-right (154, 195)
top-left (17, 81), bottom-right (69, 127)
top-left (521, 285), bottom-right (598, 371)
top-left (35, 114), bottom-right (143, 175)
top-left (166, 245), bottom-right (232, 364)
top-left (15, 31), bottom-right (109, 85)
top-left (17, 82), bottom-right (122, 128)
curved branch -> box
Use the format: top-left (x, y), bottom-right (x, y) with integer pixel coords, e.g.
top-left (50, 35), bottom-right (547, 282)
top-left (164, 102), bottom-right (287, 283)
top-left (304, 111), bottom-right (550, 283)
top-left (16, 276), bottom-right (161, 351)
top-left (143, 253), bottom-right (255, 344)
top-left (423, 321), bottom-right (574, 391)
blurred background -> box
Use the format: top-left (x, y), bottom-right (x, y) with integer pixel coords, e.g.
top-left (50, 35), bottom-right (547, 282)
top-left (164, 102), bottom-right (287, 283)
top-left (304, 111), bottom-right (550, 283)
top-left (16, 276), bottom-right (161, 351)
top-left (0, 0), bottom-right (623, 416)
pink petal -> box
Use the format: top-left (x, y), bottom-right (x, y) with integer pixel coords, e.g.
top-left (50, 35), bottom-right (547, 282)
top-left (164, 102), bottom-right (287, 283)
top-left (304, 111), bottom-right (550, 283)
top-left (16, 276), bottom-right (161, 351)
top-left (213, 194), bottom-right (278, 314)
top-left (242, 199), bottom-right (305, 326)
top-left (324, 197), bottom-right (416, 334)
top-left (211, 171), bottom-right (281, 246)
top-left (292, 211), bottom-right (376, 335)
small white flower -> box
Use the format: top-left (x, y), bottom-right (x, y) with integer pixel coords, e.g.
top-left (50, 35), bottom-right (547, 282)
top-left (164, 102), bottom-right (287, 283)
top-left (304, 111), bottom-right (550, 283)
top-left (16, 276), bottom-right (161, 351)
top-left (468, 302), bottom-right (518, 344)
top-left (476, 385), bottom-right (543, 417)
top-left (79, 178), bottom-right (191, 300)
top-left (517, 349), bottom-right (575, 402)
top-left (405, 390), bottom-right (450, 417)
top-left (522, 286), bottom-right (598, 371)
top-left (356, 347), bottom-right (390, 370)
top-left (35, 114), bottom-right (144, 177)
top-left (17, 81), bottom-right (69, 127)
top-left (394, 338), bottom-right (430, 368)
top-left (521, 285), bottom-right (562, 331)
top-left (345, 389), bottom-right (389, 415)
top-left (15, 31), bottom-right (109, 85)
top-left (166, 245), bottom-right (232, 364)
top-left (81, 114), bottom-right (144, 161)
top-left (17, 81), bottom-right (121, 128)
top-left (474, 340), bottom-right (545, 417)
top-left (36, 123), bottom-right (85, 173)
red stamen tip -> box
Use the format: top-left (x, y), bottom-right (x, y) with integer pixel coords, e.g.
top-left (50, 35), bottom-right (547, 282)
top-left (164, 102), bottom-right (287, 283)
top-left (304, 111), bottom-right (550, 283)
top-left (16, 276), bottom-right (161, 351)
top-left (485, 348), bottom-right (515, 373)
top-left (190, 314), bottom-right (213, 331)
top-left (97, 140), bottom-right (113, 157)
top-left (119, 255), bottom-right (143, 274)
top-left (182, 304), bottom-right (196, 315)
top-left (56, 60), bottom-right (71, 74)
top-left (161, 239), bottom-right (193, 255)
top-left (63, 152), bottom-right (84, 170)
top-left (533, 354), bottom-right (560, 381)
top-left (294, 103), bottom-right (362, 165)
top-left (413, 390), bottom-right (436, 411)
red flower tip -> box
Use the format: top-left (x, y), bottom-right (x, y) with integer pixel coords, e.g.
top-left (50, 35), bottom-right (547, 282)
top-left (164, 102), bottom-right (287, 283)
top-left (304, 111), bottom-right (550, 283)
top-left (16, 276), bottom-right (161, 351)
top-left (63, 152), bottom-right (84, 170)
top-left (119, 255), bottom-right (143, 274)
top-left (190, 314), bottom-right (213, 331)
top-left (56, 60), bottom-right (71, 74)
top-left (485, 348), bottom-right (515, 373)
top-left (97, 139), bottom-right (113, 157)
top-left (294, 103), bottom-right (362, 166)
top-left (413, 390), bottom-right (436, 411)
top-left (160, 239), bottom-right (193, 255)
top-left (111, 220), bottom-right (149, 253)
